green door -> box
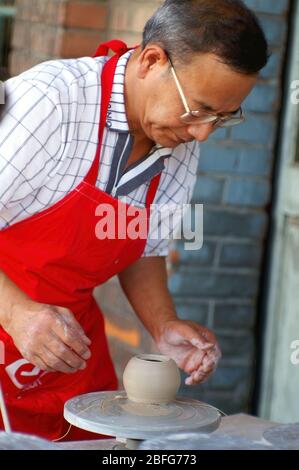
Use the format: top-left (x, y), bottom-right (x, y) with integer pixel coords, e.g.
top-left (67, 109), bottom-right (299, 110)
top-left (259, 2), bottom-right (299, 422)
top-left (0, 0), bottom-right (16, 80)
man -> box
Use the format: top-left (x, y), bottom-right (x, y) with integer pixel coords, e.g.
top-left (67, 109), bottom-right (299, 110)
top-left (0, 0), bottom-right (268, 440)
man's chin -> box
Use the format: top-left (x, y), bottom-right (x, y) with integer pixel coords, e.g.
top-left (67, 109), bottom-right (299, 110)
top-left (153, 135), bottom-right (182, 149)
top-left (149, 127), bottom-right (186, 148)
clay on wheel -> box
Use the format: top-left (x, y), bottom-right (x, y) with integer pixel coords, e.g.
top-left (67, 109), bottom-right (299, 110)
top-left (123, 354), bottom-right (181, 404)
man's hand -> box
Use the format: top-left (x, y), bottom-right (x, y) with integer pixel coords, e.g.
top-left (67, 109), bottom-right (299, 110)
top-left (3, 302), bottom-right (91, 374)
top-left (118, 257), bottom-right (221, 384)
top-left (155, 319), bottom-right (221, 385)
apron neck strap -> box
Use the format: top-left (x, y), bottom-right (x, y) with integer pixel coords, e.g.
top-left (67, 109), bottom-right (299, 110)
top-left (146, 173), bottom-right (162, 208)
top-left (93, 40), bottom-right (130, 59)
top-left (86, 40), bottom-right (160, 209)
top-left (85, 40), bottom-right (131, 187)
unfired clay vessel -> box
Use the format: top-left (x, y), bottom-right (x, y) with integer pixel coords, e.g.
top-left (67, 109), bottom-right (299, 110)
top-left (123, 354), bottom-right (181, 404)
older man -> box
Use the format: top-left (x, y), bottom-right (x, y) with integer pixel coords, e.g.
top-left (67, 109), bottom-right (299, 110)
top-left (0, 0), bottom-right (268, 440)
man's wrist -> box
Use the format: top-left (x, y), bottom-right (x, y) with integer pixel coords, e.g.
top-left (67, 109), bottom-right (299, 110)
top-left (151, 310), bottom-right (178, 343)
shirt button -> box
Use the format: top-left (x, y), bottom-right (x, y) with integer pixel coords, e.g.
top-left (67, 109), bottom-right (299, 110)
top-left (106, 121), bottom-right (112, 128)
top-left (114, 258), bottom-right (120, 265)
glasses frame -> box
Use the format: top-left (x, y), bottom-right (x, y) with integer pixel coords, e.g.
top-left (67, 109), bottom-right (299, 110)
top-left (168, 57), bottom-right (245, 128)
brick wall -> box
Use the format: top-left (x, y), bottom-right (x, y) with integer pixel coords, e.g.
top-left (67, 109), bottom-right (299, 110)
top-left (10, 0), bottom-right (109, 76)
top-left (8, 0), bottom-right (290, 414)
top-left (170, 0), bottom-right (290, 413)
top-left (106, 0), bottom-right (158, 45)
top-left (100, 0), bottom-right (291, 414)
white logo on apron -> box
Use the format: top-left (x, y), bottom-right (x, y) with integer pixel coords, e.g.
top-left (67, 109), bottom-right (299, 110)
top-left (5, 359), bottom-right (42, 389)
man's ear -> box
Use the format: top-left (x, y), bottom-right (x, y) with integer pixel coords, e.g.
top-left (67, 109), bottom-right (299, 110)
top-left (137, 45), bottom-right (168, 79)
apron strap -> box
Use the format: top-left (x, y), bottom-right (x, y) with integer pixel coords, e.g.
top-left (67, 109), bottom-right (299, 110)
top-left (146, 173), bottom-right (162, 208)
top-left (93, 39), bottom-right (129, 59)
top-left (84, 53), bottom-right (120, 186)
top-left (86, 40), bottom-right (162, 209)
top-left (86, 40), bottom-right (133, 185)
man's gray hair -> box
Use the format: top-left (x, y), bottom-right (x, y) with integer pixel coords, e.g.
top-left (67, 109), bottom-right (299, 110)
top-left (142, 0), bottom-right (269, 75)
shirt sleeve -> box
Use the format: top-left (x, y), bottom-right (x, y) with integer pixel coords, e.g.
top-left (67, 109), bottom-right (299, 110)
top-left (142, 141), bottom-right (200, 257)
top-left (0, 67), bottom-right (65, 218)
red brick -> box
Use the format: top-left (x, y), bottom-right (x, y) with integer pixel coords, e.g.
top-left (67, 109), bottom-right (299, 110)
top-left (64, 1), bottom-right (108, 30)
top-left (109, 2), bottom-right (156, 34)
top-left (169, 249), bottom-right (180, 266)
top-left (15, 0), bottom-right (66, 26)
top-left (130, 4), bottom-right (157, 33)
top-left (9, 51), bottom-right (25, 76)
top-left (45, 0), bottom-right (67, 26)
top-left (58, 29), bottom-right (105, 58)
top-left (30, 25), bottom-right (63, 57)
top-left (15, 0), bottom-right (32, 22)
top-left (9, 50), bottom-right (42, 76)
top-left (109, 5), bottom-right (130, 32)
top-left (11, 21), bottom-right (29, 50)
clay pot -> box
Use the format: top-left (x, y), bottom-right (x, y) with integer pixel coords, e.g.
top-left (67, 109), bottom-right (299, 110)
top-left (123, 354), bottom-right (181, 404)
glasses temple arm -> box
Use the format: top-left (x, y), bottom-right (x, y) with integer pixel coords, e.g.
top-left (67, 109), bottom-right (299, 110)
top-left (170, 66), bottom-right (191, 114)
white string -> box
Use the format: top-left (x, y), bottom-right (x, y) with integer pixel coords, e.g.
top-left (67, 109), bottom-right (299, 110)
top-left (53, 402), bottom-right (100, 442)
top-left (198, 402), bottom-right (227, 417)
top-left (0, 382), bottom-right (11, 433)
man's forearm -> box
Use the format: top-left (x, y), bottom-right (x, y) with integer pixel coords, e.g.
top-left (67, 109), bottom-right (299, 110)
top-left (118, 256), bottom-right (178, 342)
top-left (0, 268), bottom-right (32, 329)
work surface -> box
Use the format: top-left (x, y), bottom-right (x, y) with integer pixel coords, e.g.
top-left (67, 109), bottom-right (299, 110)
top-left (58, 414), bottom-right (277, 450)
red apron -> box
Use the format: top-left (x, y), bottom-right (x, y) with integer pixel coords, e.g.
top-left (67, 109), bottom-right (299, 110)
top-left (0, 40), bottom-right (162, 441)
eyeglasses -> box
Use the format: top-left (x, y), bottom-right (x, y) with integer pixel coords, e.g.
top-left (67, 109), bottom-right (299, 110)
top-left (169, 58), bottom-right (245, 128)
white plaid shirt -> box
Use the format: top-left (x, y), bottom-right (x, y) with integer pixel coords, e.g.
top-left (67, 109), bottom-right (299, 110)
top-left (0, 50), bottom-right (200, 256)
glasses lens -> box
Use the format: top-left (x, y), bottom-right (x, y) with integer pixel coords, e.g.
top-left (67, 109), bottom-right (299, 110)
top-left (181, 112), bottom-right (217, 125)
top-left (180, 110), bottom-right (245, 127)
top-left (217, 117), bottom-right (245, 128)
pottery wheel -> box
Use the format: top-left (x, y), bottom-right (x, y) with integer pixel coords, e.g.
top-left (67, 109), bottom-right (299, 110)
top-left (64, 391), bottom-right (221, 440)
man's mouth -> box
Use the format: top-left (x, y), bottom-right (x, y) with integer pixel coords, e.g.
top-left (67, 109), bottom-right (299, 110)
top-left (176, 136), bottom-right (191, 143)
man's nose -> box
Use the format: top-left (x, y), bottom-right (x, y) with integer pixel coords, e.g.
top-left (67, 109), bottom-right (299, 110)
top-left (186, 122), bottom-right (215, 142)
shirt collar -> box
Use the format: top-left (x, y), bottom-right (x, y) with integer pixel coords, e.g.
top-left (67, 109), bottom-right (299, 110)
top-left (105, 49), bottom-right (172, 159)
top-left (105, 50), bottom-right (133, 133)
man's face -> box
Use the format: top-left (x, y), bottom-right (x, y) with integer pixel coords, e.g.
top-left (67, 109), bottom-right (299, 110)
top-left (136, 48), bottom-right (258, 148)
